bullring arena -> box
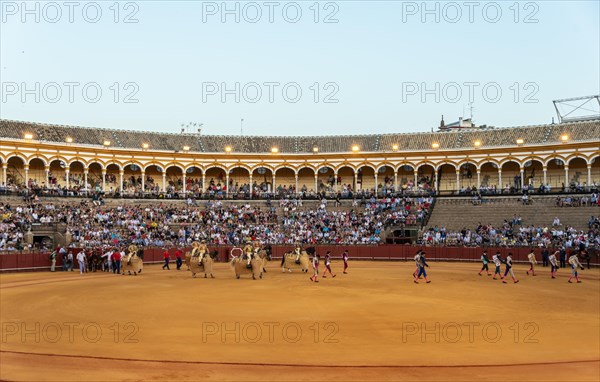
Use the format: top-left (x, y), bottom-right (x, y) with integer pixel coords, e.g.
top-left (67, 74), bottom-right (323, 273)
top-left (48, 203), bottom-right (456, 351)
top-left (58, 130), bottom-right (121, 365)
top-left (1, 259), bottom-right (599, 381)
top-left (1, 116), bottom-right (599, 381)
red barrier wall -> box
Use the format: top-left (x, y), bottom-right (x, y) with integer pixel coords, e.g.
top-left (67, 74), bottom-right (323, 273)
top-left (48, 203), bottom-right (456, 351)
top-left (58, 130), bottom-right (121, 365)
top-left (1, 246), bottom-right (598, 271)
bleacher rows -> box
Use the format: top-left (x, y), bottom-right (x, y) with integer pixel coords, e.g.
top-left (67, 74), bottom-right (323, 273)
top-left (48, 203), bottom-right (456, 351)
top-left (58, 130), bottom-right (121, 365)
top-left (1, 119), bottom-right (599, 153)
top-left (426, 196), bottom-right (598, 231)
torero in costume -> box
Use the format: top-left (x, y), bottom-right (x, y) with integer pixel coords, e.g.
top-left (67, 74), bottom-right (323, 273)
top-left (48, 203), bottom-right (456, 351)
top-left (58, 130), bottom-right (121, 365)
top-left (568, 252), bottom-right (585, 283)
top-left (526, 250), bottom-right (537, 276)
top-left (549, 250), bottom-right (559, 278)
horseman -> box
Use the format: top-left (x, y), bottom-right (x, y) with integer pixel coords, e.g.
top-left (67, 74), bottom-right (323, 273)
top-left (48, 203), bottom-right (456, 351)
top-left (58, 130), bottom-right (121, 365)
top-left (136, 245), bottom-right (144, 260)
top-left (253, 240), bottom-right (262, 257)
top-left (243, 240), bottom-right (254, 268)
top-left (126, 244), bottom-right (138, 265)
top-left (293, 244), bottom-right (303, 264)
top-left (196, 240), bottom-right (209, 264)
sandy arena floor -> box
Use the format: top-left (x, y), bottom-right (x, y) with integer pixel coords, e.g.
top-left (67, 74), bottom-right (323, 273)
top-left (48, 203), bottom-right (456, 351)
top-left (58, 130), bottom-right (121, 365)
top-left (1, 261), bottom-right (599, 381)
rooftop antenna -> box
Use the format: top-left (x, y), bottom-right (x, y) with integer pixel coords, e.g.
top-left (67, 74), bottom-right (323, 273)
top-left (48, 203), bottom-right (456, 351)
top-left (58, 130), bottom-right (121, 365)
top-left (180, 122), bottom-right (202, 134)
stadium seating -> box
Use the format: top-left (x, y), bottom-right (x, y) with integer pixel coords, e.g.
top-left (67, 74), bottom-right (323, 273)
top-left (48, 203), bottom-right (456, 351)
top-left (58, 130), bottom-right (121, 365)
top-left (426, 196), bottom-right (598, 231)
top-left (2, 119), bottom-right (598, 153)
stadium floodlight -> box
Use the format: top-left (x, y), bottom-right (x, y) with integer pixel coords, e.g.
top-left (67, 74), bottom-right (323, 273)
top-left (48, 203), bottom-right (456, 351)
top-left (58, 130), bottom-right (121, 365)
top-left (66, 137), bottom-right (73, 143)
top-left (553, 95), bottom-right (600, 123)
top-left (103, 140), bottom-right (111, 147)
top-left (474, 140), bottom-right (482, 147)
top-left (431, 142), bottom-right (440, 149)
top-left (313, 146), bottom-right (319, 153)
top-left (182, 145), bottom-right (190, 151)
top-left (560, 134), bottom-right (570, 142)
top-left (24, 133), bottom-right (33, 140)
top-left (225, 146), bottom-right (232, 153)
top-left (392, 144), bottom-right (399, 151)
top-left (516, 138), bottom-right (524, 145)
top-left (142, 143), bottom-right (149, 149)
top-left (351, 145), bottom-right (360, 152)
top-left (271, 147), bottom-right (279, 154)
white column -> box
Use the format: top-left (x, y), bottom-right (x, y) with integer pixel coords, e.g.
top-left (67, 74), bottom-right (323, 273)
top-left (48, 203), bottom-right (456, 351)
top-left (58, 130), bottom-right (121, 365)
top-left (2, 163), bottom-right (7, 186)
top-left (24, 165), bottom-right (29, 189)
top-left (119, 170), bottom-right (124, 192)
top-left (498, 168), bottom-right (502, 189)
top-left (226, 173), bottom-right (229, 197)
top-left (394, 172), bottom-right (398, 192)
top-left (294, 174), bottom-right (298, 195)
top-left (249, 174), bottom-right (253, 191)
top-left (374, 173), bottom-right (378, 196)
top-left (202, 173), bottom-right (206, 194)
top-left (65, 169), bottom-right (70, 190)
top-left (587, 165), bottom-right (592, 189)
top-left (543, 166), bottom-right (547, 186)
top-left (314, 174), bottom-right (318, 194)
top-left (354, 172), bottom-right (358, 192)
top-left (141, 171), bottom-right (145, 194)
top-left (272, 174), bottom-right (276, 193)
top-left (477, 170), bottom-right (481, 189)
top-left (564, 166), bottom-right (569, 189)
top-left (520, 168), bottom-right (524, 189)
top-left (101, 169), bottom-right (106, 192)
top-left (45, 165), bottom-right (50, 187)
top-left (433, 170), bottom-right (438, 193)
top-left (455, 170), bottom-right (460, 191)
top-left (182, 173), bottom-right (186, 195)
top-left (334, 172), bottom-right (338, 192)
top-left (414, 171), bottom-right (418, 188)
top-left (162, 172), bottom-right (166, 192)
top-left (84, 169), bottom-right (88, 191)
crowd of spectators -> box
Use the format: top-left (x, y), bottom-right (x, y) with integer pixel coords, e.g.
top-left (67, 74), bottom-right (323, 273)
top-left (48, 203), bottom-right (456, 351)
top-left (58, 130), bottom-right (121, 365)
top-left (0, 195), bottom-right (433, 251)
top-left (422, 216), bottom-right (600, 250)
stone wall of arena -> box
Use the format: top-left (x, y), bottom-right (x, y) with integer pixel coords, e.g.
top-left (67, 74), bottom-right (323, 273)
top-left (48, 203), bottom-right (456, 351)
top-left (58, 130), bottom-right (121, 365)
top-left (1, 246), bottom-right (597, 272)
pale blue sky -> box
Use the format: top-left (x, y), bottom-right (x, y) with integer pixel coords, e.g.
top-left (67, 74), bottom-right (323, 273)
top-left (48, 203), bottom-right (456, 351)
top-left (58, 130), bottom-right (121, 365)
top-left (1, 0), bottom-right (599, 135)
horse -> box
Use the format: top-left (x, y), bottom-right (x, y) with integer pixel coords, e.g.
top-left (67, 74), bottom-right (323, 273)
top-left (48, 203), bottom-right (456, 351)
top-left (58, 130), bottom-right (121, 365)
top-left (121, 254), bottom-right (143, 275)
top-left (230, 247), bottom-right (263, 280)
top-left (256, 249), bottom-right (271, 274)
top-left (187, 252), bottom-right (215, 278)
top-left (280, 251), bottom-right (310, 273)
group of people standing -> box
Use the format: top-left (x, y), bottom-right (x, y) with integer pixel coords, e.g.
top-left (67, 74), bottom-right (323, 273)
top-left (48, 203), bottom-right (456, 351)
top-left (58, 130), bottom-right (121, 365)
top-left (49, 242), bottom-right (591, 285)
top-left (309, 249), bottom-right (349, 283)
top-left (479, 249), bottom-right (587, 283)
top-left (49, 245), bottom-right (143, 275)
